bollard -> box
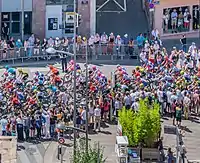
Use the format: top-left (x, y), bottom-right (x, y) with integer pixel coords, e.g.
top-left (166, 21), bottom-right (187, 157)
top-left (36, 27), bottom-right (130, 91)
top-left (57, 145), bottom-right (62, 160)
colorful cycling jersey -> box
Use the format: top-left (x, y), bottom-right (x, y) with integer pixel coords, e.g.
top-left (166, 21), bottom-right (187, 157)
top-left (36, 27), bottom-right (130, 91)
top-left (12, 97), bottom-right (19, 104)
top-left (8, 68), bottom-right (16, 74)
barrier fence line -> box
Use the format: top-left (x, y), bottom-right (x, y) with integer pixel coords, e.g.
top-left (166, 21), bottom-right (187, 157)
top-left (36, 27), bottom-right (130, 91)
top-left (0, 44), bottom-right (140, 63)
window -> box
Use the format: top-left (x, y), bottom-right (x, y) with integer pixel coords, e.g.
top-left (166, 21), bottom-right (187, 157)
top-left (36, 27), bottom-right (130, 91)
top-left (24, 12), bottom-right (32, 34)
top-left (11, 22), bottom-right (20, 33)
top-left (192, 5), bottom-right (200, 30)
top-left (46, 0), bottom-right (61, 5)
top-left (162, 6), bottom-right (190, 34)
top-left (1, 12), bottom-right (10, 21)
top-left (12, 12), bottom-right (20, 21)
top-left (46, 0), bottom-right (73, 5)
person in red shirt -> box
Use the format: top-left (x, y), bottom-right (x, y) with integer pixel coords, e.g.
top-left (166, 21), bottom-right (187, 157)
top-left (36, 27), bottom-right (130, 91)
top-left (103, 99), bottom-right (110, 121)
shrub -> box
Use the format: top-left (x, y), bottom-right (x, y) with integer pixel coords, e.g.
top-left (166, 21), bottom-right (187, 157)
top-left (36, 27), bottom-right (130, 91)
top-left (72, 139), bottom-right (106, 163)
top-left (118, 98), bottom-right (161, 147)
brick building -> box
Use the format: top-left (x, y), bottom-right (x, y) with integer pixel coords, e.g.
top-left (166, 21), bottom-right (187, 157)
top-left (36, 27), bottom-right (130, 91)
top-left (0, 0), bottom-right (93, 39)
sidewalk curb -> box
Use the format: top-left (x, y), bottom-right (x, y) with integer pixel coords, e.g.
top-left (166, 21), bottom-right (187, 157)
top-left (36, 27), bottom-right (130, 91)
top-left (0, 59), bottom-right (138, 68)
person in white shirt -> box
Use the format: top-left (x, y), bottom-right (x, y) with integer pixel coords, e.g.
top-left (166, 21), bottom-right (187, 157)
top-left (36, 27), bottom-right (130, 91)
top-left (94, 105), bottom-right (101, 132)
top-left (183, 93), bottom-right (191, 120)
top-left (81, 107), bottom-right (86, 128)
top-left (153, 41), bottom-right (160, 54)
top-left (188, 42), bottom-right (196, 54)
top-left (151, 29), bottom-right (160, 40)
top-left (183, 8), bottom-right (190, 29)
top-left (88, 35), bottom-right (95, 46)
top-left (131, 98), bottom-right (139, 112)
top-left (115, 35), bottom-right (122, 53)
top-left (100, 32), bottom-right (108, 54)
top-left (114, 98), bottom-right (120, 117)
top-left (166, 89), bottom-right (172, 113)
top-left (42, 111), bottom-right (50, 139)
top-left (124, 92), bottom-right (131, 109)
top-left (88, 102), bottom-right (94, 124)
top-left (163, 10), bottom-right (169, 31)
top-left (144, 40), bottom-right (150, 52)
top-left (140, 50), bottom-right (147, 64)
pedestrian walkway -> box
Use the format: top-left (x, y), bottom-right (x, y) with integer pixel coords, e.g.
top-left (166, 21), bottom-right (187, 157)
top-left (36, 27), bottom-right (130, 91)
top-left (162, 116), bottom-right (200, 162)
top-left (16, 123), bottom-right (117, 163)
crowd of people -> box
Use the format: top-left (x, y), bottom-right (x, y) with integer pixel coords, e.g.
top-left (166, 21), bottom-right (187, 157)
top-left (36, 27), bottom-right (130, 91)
top-left (0, 29), bottom-right (198, 162)
top-left (0, 30), bottom-right (164, 60)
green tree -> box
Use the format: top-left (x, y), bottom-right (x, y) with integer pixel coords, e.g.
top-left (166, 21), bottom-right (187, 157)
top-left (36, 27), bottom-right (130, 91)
top-left (119, 98), bottom-right (161, 147)
top-left (72, 139), bottom-right (106, 163)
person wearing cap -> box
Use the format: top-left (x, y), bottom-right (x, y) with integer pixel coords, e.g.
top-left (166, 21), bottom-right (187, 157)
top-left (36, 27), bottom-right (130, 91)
top-left (123, 34), bottom-right (129, 54)
top-left (115, 35), bottom-right (122, 55)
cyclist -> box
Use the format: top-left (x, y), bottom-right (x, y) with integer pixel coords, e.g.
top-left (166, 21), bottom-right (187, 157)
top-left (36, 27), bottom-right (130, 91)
top-left (5, 66), bottom-right (16, 76)
top-left (48, 65), bottom-right (59, 76)
top-left (18, 68), bottom-right (29, 81)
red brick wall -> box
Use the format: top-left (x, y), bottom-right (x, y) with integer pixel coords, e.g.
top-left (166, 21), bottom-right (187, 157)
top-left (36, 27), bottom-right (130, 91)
top-left (32, 0), bottom-right (45, 39)
top-left (77, 0), bottom-right (90, 37)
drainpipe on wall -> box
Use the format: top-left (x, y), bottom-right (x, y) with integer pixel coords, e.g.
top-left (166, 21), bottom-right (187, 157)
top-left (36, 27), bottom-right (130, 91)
top-left (199, 0), bottom-right (200, 45)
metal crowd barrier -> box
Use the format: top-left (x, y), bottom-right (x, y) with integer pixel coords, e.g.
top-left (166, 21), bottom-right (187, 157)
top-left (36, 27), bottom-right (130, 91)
top-left (0, 44), bottom-right (139, 64)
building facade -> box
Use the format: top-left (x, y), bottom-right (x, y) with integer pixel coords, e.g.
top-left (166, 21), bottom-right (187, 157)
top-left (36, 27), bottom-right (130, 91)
top-left (153, 0), bottom-right (200, 39)
top-left (0, 0), bottom-right (92, 39)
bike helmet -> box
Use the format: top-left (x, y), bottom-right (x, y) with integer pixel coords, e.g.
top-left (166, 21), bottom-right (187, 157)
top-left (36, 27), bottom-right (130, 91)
top-left (32, 86), bottom-right (37, 91)
top-left (3, 72), bottom-right (8, 76)
top-left (18, 68), bottom-right (23, 73)
top-left (35, 71), bottom-right (40, 75)
top-left (5, 65), bottom-right (10, 70)
top-left (92, 65), bottom-right (97, 71)
top-left (52, 86), bottom-right (57, 92)
top-left (69, 60), bottom-right (74, 65)
top-left (38, 80), bottom-right (43, 85)
top-left (49, 65), bottom-right (54, 70)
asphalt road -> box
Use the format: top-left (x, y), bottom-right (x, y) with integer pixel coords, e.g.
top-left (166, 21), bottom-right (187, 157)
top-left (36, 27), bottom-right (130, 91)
top-left (96, 0), bottom-right (148, 38)
top-left (0, 64), bottom-right (134, 163)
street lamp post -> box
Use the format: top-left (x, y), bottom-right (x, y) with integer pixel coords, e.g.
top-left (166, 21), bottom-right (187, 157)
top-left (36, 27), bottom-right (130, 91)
top-left (73, 0), bottom-right (77, 160)
top-left (21, 0), bottom-right (24, 41)
top-left (85, 44), bottom-right (89, 153)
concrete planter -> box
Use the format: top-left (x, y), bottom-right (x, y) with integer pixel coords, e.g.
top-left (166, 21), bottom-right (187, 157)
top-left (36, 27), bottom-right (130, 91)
top-left (141, 147), bottom-right (159, 161)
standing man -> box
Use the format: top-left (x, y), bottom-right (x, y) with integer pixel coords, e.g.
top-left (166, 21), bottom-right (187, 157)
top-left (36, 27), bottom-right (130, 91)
top-left (94, 105), bottom-right (101, 132)
top-left (2, 23), bottom-right (9, 40)
top-left (60, 52), bottom-right (67, 73)
top-left (23, 114), bottom-right (30, 141)
top-left (16, 115), bottom-right (24, 141)
top-left (180, 34), bottom-right (186, 52)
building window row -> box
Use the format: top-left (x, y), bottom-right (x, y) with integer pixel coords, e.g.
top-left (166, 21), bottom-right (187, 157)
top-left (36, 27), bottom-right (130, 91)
top-left (162, 5), bottom-right (200, 34)
top-left (1, 12), bottom-right (32, 35)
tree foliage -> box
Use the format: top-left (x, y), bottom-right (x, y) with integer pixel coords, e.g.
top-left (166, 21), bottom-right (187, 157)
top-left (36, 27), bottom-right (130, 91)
top-left (72, 139), bottom-right (106, 163)
top-left (118, 98), bottom-right (161, 147)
